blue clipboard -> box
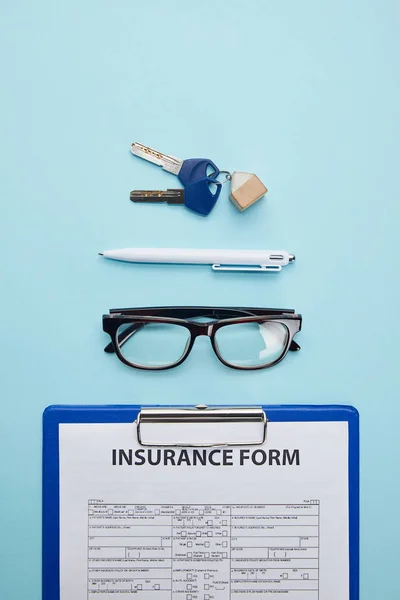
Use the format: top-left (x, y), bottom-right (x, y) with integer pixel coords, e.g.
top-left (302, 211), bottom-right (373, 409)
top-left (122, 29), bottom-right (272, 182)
top-left (43, 404), bottom-right (359, 600)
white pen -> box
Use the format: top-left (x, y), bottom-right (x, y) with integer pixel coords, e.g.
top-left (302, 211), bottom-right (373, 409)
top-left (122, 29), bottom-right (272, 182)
top-left (98, 248), bottom-right (295, 272)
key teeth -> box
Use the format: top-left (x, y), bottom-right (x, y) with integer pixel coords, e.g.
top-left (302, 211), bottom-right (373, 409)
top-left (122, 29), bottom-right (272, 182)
top-left (130, 189), bottom-right (185, 204)
top-left (130, 142), bottom-right (183, 173)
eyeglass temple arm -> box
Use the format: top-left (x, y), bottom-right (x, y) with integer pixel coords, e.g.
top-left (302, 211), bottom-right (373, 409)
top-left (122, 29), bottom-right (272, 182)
top-left (290, 340), bottom-right (301, 351)
top-left (110, 307), bottom-right (295, 319)
top-left (104, 323), bottom-right (146, 353)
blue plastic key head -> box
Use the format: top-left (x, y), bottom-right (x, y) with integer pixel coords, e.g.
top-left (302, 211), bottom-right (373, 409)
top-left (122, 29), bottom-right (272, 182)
top-left (184, 177), bottom-right (222, 216)
top-left (178, 158), bottom-right (220, 187)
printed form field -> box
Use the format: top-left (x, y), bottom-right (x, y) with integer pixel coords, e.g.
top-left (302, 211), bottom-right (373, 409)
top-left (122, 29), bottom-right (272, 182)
top-left (87, 502), bottom-right (320, 599)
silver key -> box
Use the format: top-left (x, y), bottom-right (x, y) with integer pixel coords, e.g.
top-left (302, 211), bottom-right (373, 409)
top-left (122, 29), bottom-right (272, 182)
top-left (130, 142), bottom-right (182, 176)
top-left (130, 141), bottom-right (221, 187)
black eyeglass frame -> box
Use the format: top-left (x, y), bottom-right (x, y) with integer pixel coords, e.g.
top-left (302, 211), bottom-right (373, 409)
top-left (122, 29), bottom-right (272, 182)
top-left (103, 306), bottom-right (302, 371)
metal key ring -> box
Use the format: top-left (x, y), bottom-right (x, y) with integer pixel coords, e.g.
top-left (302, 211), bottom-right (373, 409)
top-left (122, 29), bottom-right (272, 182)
top-left (209, 170), bottom-right (232, 184)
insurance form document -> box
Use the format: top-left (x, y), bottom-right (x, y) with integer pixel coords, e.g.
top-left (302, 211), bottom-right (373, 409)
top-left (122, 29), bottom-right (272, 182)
top-left (58, 418), bottom-right (350, 600)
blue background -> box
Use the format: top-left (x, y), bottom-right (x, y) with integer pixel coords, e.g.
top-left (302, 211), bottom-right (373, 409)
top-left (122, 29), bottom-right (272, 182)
top-left (0, 0), bottom-right (399, 598)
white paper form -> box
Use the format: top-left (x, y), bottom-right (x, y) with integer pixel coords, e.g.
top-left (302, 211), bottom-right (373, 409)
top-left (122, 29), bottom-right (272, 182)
top-left (59, 421), bottom-right (349, 600)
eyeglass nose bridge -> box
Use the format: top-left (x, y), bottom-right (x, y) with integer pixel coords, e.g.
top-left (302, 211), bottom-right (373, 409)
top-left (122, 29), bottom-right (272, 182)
top-left (190, 322), bottom-right (215, 339)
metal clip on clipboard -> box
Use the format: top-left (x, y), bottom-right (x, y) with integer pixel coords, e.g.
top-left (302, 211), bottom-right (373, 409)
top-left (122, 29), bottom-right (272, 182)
top-left (136, 405), bottom-right (267, 447)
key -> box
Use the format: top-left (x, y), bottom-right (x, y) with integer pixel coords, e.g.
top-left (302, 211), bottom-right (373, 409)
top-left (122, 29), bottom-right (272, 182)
top-left (130, 177), bottom-right (222, 217)
top-left (130, 142), bottom-right (220, 187)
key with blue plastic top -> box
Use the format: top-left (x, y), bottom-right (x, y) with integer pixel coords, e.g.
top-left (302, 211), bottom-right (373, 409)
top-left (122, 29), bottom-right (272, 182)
top-left (130, 178), bottom-right (222, 216)
top-left (130, 141), bottom-right (220, 187)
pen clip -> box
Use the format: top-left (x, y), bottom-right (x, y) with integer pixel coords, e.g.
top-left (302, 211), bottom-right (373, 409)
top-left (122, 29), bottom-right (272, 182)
top-left (212, 264), bottom-right (282, 272)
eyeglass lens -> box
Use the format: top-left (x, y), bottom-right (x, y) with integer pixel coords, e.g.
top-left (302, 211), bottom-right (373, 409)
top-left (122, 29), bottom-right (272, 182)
top-left (214, 321), bottom-right (289, 367)
top-left (117, 323), bottom-right (190, 368)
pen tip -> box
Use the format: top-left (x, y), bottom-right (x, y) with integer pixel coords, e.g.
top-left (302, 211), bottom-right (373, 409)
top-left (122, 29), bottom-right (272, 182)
top-left (98, 252), bottom-right (104, 256)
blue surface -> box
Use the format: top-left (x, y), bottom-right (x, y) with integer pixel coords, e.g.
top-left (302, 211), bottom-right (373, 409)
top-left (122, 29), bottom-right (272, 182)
top-left (0, 0), bottom-right (399, 598)
top-left (43, 405), bottom-right (359, 600)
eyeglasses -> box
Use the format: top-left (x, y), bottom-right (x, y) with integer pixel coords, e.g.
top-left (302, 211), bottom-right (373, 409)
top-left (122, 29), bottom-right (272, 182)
top-left (103, 306), bottom-right (302, 371)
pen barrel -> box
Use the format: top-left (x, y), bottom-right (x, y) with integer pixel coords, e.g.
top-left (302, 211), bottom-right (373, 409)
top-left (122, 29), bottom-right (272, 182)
top-left (103, 248), bottom-right (291, 266)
